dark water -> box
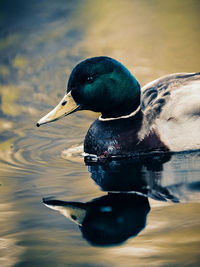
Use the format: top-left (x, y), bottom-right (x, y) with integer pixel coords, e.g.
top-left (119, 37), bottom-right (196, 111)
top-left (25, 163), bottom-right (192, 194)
top-left (0, 1), bottom-right (200, 266)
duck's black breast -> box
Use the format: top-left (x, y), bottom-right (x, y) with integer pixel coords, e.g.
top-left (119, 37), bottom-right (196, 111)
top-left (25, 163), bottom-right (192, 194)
top-left (84, 111), bottom-right (168, 157)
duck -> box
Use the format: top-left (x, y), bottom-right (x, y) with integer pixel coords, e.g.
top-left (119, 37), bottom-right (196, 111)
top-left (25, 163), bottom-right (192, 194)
top-left (36, 56), bottom-right (200, 158)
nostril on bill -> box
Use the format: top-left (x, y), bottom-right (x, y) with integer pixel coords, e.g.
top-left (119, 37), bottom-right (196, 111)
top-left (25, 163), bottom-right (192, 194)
top-left (62, 100), bottom-right (67, 106)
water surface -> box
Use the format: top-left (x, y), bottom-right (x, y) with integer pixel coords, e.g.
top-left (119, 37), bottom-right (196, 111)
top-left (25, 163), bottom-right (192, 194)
top-left (0, 1), bottom-right (200, 266)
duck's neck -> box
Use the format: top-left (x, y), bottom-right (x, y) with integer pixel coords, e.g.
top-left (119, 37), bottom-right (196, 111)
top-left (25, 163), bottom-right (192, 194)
top-left (99, 105), bottom-right (141, 121)
top-left (100, 99), bottom-right (140, 119)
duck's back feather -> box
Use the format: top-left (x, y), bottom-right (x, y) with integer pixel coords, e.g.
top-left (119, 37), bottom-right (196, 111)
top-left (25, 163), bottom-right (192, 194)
top-left (140, 72), bottom-right (200, 151)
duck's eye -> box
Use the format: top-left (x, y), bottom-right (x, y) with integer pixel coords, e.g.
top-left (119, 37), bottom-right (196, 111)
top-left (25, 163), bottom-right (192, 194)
top-left (87, 76), bottom-right (94, 84)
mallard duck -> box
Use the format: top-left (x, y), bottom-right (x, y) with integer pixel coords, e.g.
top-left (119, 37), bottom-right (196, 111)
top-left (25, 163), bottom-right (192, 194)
top-left (36, 57), bottom-right (200, 157)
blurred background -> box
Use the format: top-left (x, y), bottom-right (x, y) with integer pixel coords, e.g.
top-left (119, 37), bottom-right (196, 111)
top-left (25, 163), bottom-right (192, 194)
top-left (0, 0), bottom-right (200, 266)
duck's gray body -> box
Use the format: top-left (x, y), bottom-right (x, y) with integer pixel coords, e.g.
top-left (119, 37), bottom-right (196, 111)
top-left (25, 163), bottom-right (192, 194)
top-left (140, 72), bottom-right (200, 152)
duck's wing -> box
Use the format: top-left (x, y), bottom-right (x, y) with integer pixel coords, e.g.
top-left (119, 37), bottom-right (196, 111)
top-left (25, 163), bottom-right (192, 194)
top-left (140, 72), bottom-right (200, 151)
top-left (141, 72), bottom-right (200, 124)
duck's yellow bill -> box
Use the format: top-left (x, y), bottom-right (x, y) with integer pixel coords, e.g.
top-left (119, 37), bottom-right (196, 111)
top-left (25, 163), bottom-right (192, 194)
top-left (43, 198), bottom-right (87, 226)
top-left (36, 91), bottom-right (80, 127)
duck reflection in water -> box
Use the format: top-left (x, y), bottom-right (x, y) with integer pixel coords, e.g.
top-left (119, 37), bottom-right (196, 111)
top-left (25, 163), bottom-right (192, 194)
top-left (85, 152), bottom-right (179, 202)
top-left (43, 193), bottom-right (150, 246)
top-left (43, 151), bottom-right (200, 246)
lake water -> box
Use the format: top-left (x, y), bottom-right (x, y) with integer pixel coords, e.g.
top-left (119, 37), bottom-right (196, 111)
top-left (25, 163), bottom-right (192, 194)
top-left (0, 0), bottom-right (200, 266)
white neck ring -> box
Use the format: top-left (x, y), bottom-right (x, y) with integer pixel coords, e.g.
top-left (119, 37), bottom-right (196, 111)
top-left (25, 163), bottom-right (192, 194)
top-left (98, 105), bottom-right (141, 122)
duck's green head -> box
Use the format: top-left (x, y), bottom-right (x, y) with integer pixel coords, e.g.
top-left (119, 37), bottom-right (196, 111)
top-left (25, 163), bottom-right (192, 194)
top-left (37, 57), bottom-right (140, 126)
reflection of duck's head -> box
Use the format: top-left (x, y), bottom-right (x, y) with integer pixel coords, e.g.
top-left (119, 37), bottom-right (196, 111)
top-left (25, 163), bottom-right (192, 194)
top-left (43, 193), bottom-right (150, 246)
